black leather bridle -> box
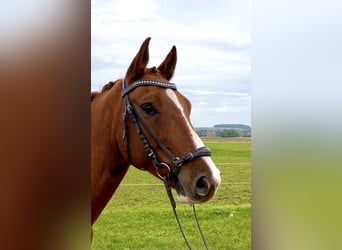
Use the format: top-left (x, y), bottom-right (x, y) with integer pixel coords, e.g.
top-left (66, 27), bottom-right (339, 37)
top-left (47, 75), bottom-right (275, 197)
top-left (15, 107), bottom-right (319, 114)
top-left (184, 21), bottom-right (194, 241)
top-left (121, 79), bottom-right (211, 181)
top-left (121, 78), bottom-right (212, 250)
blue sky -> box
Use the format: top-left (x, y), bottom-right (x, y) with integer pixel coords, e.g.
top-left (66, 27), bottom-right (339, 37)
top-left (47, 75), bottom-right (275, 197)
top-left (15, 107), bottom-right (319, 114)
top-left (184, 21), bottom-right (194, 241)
top-left (91, 0), bottom-right (251, 127)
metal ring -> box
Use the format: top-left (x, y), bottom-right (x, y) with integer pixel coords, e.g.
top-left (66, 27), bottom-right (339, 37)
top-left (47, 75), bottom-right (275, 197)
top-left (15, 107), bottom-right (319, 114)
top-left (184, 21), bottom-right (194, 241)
top-left (155, 162), bottom-right (171, 179)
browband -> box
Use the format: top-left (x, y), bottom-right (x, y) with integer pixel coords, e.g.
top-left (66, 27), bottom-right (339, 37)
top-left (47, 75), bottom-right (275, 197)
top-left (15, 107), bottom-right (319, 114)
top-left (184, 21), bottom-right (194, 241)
top-left (122, 79), bottom-right (177, 97)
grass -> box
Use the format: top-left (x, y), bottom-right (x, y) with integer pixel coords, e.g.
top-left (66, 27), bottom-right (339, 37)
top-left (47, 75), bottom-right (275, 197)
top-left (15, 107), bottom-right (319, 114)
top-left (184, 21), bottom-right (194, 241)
top-left (92, 139), bottom-right (251, 250)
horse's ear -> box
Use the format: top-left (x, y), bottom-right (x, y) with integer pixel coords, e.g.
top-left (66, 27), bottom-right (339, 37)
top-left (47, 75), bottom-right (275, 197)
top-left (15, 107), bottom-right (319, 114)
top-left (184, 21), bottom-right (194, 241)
top-left (157, 45), bottom-right (177, 81)
top-left (125, 37), bottom-right (151, 84)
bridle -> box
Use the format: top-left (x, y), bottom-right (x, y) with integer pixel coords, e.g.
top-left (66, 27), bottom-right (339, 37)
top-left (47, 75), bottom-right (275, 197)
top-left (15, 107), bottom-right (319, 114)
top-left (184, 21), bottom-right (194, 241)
top-left (121, 78), bottom-right (211, 249)
top-left (121, 78), bottom-right (211, 181)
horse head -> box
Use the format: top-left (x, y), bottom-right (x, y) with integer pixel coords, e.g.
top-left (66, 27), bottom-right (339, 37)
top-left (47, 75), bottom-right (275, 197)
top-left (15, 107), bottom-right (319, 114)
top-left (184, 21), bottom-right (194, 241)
top-left (121, 38), bottom-right (221, 203)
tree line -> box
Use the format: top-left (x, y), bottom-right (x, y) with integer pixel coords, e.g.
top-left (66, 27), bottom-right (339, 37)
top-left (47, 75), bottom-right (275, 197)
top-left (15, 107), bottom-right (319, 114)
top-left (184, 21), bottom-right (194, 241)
top-left (195, 124), bottom-right (251, 138)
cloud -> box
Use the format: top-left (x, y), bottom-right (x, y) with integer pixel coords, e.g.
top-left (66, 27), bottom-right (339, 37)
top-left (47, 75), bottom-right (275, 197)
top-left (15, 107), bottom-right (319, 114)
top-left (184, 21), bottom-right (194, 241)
top-left (91, 0), bottom-right (251, 126)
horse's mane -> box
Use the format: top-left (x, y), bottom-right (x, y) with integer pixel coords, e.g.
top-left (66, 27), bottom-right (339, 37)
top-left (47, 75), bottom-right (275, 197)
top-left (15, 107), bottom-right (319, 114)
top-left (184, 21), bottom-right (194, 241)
top-left (91, 79), bottom-right (121, 102)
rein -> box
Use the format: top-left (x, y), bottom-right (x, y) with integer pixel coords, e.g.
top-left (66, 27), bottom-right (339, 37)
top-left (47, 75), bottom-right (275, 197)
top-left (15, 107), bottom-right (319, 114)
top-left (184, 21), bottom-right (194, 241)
top-left (121, 79), bottom-right (211, 250)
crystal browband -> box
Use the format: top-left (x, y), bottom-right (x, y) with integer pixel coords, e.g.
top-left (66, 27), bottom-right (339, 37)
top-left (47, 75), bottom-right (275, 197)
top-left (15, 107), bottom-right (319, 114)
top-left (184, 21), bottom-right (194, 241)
top-left (122, 79), bottom-right (177, 97)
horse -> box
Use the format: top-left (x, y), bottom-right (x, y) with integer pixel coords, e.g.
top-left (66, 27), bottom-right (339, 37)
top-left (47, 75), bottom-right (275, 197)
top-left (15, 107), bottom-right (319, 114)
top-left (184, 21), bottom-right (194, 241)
top-left (91, 37), bottom-right (221, 234)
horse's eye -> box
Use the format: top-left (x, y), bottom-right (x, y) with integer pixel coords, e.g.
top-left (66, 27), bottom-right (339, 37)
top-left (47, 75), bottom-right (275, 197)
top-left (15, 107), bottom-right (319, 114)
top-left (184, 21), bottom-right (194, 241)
top-left (141, 103), bottom-right (157, 115)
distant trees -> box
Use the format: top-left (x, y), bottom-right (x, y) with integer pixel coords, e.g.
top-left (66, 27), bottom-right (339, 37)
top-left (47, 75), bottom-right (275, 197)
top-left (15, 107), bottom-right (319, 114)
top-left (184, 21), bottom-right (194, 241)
top-left (218, 129), bottom-right (240, 137)
top-left (196, 129), bottom-right (207, 137)
top-left (195, 124), bottom-right (251, 138)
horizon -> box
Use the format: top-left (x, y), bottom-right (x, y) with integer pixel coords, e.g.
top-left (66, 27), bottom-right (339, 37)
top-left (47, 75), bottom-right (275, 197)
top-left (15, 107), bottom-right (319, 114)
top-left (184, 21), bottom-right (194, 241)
top-left (194, 123), bottom-right (252, 128)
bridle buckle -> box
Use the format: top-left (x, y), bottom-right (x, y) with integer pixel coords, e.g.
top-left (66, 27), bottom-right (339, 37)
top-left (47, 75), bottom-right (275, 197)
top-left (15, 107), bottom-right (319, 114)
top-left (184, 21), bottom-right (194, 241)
top-left (184, 152), bottom-right (194, 162)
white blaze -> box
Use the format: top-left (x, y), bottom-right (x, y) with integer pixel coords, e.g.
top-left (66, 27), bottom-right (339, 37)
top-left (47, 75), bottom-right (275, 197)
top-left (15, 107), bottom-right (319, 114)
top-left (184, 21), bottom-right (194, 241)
top-left (165, 89), bottom-right (221, 185)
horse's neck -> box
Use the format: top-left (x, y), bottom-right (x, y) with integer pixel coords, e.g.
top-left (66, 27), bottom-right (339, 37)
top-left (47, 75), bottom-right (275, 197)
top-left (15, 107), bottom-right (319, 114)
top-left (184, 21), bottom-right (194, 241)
top-left (91, 84), bottom-right (129, 224)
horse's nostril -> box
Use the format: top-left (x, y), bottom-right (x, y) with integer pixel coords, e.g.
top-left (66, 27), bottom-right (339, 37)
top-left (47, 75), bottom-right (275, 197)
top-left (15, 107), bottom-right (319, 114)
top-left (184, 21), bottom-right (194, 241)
top-left (195, 176), bottom-right (210, 196)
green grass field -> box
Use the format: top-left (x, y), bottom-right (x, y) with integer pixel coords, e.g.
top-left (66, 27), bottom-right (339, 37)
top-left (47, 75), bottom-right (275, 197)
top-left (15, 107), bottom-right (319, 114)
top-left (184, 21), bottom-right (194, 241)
top-left (92, 139), bottom-right (251, 250)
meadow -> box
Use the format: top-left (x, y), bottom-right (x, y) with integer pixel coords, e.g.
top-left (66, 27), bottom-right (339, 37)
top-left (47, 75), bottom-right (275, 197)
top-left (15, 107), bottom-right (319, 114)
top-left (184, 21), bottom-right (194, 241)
top-left (92, 139), bottom-right (251, 250)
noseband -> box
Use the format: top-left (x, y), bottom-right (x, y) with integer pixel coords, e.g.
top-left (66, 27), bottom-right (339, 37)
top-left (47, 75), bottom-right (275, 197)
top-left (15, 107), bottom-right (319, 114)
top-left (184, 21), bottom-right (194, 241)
top-left (121, 79), bottom-right (211, 180)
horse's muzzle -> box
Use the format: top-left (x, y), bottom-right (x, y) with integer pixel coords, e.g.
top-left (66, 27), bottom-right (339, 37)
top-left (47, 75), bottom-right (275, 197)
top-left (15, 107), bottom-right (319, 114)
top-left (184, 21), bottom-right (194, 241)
top-left (176, 161), bottom-right (221, 204)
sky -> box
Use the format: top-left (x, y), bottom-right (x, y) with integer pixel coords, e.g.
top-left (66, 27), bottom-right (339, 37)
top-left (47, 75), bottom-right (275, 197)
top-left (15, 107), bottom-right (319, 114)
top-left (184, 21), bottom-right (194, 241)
top-left (91, 0), bottom-right (251, 127)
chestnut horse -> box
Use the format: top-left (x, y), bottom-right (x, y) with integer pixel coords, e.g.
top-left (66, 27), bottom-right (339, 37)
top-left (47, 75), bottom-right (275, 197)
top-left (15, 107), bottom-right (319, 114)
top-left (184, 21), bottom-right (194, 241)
top-left (91, 38), bottom-right (221, 230)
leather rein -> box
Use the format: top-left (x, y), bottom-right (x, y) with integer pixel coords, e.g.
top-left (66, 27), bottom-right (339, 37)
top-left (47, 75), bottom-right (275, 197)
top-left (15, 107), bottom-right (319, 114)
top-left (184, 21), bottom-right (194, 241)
top-left (121, 79), bottom-right (211, 249)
